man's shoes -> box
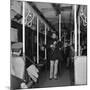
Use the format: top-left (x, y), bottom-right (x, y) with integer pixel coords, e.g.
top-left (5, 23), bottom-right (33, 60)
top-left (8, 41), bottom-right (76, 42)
top-left (49, 77), bottom-right (53, 80)
top-left (54, 76), bottom-right (58, 80)
top-left (54, 77), bottom-right (58, 80)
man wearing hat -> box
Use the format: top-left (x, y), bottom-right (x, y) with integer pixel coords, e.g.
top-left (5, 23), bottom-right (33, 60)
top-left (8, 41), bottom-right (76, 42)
top-left (44, 33), bottom-right (63, 80)
top-left (49, 35), bottom-right (63, 80)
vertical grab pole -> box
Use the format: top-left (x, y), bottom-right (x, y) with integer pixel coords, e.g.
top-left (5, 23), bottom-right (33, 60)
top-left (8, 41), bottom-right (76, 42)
top-left (74, 5), bottom-right (77, 56)
top-left (23, 1), bottom-right (25, 62)
top-left (23, 1), bottom-right (25, 80)
top-left (45, 24), bottom-right (47, 60)
top-left (59, 13), bottom-right (61, 41)
top-left (78, 15), bottom-right (81, 56)
top-left (73, 5), bottom-right (77, 84)
top-left (37, 17), bottom-right (39, 64)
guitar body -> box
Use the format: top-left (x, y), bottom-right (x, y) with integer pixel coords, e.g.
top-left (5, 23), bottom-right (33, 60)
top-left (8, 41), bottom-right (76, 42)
top-left (50, 40), bottom-right (63, 61)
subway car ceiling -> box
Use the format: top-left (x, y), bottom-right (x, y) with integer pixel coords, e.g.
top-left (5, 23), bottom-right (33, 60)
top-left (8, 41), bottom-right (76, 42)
top-left (29, 2), bottom-right (74, 31)
top-left (11, 1), bottom-right (75, 34)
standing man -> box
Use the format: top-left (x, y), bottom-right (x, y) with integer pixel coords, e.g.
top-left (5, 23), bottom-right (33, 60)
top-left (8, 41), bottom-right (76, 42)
top-left (48, 33), bottom-right (63, 80)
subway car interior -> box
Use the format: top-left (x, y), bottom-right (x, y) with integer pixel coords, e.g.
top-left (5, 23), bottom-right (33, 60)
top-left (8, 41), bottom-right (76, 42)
top-left (11, 0), bottom-right (87, 89)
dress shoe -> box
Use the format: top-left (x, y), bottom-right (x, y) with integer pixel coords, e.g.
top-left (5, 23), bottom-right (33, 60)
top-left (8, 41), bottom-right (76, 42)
top-left (49, 78), bottom-right (53, 80)
top-left (54, 76), bottom-right (58, 80)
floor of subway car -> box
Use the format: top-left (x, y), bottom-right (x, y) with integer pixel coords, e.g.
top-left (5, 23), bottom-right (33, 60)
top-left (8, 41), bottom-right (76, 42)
top-left (32, 63), bottom-right (71, 88)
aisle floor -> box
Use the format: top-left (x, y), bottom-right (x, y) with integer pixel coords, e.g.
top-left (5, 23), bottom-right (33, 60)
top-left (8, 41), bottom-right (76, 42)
top-left (33, 66), bottom-right (71, 88)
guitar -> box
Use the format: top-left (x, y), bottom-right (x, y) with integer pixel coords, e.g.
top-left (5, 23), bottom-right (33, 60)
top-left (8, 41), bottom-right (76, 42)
top-left (50, 40), bottom-right (62, 51)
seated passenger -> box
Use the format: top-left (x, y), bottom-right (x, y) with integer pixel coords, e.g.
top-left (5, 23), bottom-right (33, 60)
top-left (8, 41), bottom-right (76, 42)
top-left (11, 42), bottom-right (39, 89)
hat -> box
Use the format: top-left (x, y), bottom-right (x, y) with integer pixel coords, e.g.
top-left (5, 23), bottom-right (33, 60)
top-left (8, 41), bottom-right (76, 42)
top-left (11, 42), bottom-right (23, 49)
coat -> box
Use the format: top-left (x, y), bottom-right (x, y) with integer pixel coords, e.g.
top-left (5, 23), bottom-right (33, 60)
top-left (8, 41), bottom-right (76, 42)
top-left (44, 40), bottom-right (63, 61)
top-left (51, 41), bottom-right (63, 61)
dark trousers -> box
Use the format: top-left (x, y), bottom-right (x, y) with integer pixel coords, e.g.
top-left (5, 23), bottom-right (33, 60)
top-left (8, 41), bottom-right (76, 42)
top-left (69, 59), bottom-right (74, 85)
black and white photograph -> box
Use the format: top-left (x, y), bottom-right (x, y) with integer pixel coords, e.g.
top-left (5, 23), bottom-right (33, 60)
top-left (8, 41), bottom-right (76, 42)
top-left (10, 0), bottom-right (87, 89)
